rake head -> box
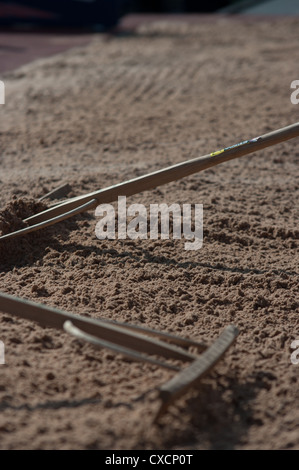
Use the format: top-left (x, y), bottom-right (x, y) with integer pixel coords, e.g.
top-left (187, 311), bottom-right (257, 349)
top-left (0, 291), bottom-right (238, 421)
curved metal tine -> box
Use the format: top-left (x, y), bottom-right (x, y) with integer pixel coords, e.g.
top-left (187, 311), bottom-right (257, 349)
top-left (63, 320), bottom-right (180, 372)
top-left (154, 325), bottom-right (239, 422)
top-left (0, 198), bottom-right (97, 242)
top-left (101, 319), bottom-right (207, 352)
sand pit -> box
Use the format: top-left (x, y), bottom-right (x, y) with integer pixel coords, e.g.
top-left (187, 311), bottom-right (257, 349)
top-left (0, 17), bottom-right (298, 449)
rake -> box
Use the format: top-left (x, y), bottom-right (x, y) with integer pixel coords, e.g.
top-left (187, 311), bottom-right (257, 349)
top-left (0, 121), bottom-right (298, 242)
top-left (0, 291), bottom-right (238, 420)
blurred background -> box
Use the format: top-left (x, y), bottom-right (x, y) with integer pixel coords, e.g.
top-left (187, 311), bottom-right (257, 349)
top-left (0, 1), bottom-right (297, 30)
top-left (0, 1), bottom-right (298, 73)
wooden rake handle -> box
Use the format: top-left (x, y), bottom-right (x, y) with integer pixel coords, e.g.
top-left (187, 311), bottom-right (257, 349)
top-left (26, 121), bottom-right (299, 226)
top-left (1, 122), bottom-right (298, 242)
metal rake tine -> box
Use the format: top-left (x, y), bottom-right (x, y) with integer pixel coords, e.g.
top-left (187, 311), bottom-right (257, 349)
top-left (154, 325), bottom-right (239, 422)
top-left (0, 198), bottom-right (97, 242)
top-left (21, 121), bottom-right (299, 229)
top-left (0, 291), bottom-right (196, 363)
top-left (63, 320), bottom-right (180, 371)
top-left (38, 183), bottom-right (72, 202)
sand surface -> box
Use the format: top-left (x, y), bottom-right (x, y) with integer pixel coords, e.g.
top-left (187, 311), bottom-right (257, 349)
top-left (0, 17), bottom-right (298, 449)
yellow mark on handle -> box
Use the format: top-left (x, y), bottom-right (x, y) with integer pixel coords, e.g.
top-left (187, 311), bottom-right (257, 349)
top-left (210, 149), bottom-right (225, 157)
